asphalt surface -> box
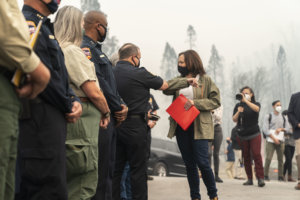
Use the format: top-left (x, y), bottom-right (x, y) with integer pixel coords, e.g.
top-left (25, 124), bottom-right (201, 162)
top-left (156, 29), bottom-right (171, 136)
top-left (148, 177), bottom-right (299, 200)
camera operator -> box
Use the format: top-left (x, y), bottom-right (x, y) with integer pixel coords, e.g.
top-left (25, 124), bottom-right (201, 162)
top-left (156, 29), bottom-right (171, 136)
top-left (232, 86), bottom-right (265, 187)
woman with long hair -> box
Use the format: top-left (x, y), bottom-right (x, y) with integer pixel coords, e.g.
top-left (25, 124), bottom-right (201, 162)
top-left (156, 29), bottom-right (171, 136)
top-left (232, 86), bottom-right (265, 187)
top-left (54, 6), bottom-right (110, 199)
top-left (163, 50), bottom-right (220, 200)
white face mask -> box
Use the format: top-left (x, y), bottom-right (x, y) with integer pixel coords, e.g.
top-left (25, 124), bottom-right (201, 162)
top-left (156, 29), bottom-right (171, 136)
top-left (275, 106), bottom-right (282, 113)
top-left (244, 94), bottom-right (251, 101)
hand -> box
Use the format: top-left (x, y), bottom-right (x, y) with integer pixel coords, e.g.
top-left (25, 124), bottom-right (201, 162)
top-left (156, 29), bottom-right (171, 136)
top-left (272, 137), bottom-right (280, 145)
top-left (16, 61), bottom-right (50, 99)
top-left (100, 116), bottom-right (110, 129)
top-left (114, 104), bottom-right (128, 123)
top-left (187, 78), bottom-right (199, 87)
top-left (148, 120), bottom-right (156, 129)
top-left (275, 128), bottom-right (284, 134)
top-left (184, 99), bottom-right (194, 111)
top-left (237, 106), bottom-right (244, 113)
top-left (240, 93), bottom-right (247, 103)
top-left (298, 123), bottom-right (300, 128)
top-left (66, 101), bottom-right (82, 123)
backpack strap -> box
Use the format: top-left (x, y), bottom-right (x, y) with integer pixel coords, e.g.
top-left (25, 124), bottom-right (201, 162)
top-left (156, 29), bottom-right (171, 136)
top-left (268, 113), bottom-right (272, 130)
top-left (281, 114), bottom-right (286, 128)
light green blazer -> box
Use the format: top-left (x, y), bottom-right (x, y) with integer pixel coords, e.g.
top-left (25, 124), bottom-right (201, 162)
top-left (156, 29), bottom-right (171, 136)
top-left (163, 74), bottom-right (221, 140)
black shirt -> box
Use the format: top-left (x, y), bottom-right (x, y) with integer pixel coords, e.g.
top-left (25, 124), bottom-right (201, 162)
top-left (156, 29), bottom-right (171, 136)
top-left (22, 5), bottom-right (79, 113)
top-left (81, 35), bottom-right (123, 112)
top-left (114, 61), bottom-right (163, 115)
top-left (233, 102), bottom-right (261, 139)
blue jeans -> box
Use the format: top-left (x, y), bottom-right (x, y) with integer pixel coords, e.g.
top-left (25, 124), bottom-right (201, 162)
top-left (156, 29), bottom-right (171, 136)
top-left (176, 125), bottom-right (217, 199)
top-left (120, 162), bottom-right (132, 200)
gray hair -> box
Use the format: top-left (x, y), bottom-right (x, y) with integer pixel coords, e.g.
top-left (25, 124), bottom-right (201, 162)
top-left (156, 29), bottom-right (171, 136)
top-left (54, 6), bottom-right (83, 46)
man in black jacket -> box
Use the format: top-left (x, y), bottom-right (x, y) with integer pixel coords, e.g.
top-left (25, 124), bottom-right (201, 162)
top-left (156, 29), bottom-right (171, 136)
top-left (287, 92), bottom-right (300, 190)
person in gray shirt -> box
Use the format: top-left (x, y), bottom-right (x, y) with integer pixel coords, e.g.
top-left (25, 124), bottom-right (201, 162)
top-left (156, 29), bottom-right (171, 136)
top-left (262, 100), bottom-right (288, 181)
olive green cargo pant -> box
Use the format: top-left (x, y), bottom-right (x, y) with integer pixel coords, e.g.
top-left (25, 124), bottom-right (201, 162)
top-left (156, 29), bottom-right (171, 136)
top-left (66, 102), bottom-right (101, 200)
top-left (0, 74), bottom-right (20, 200)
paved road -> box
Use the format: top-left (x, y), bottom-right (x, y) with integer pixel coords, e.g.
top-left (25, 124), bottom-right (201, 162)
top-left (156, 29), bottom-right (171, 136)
top-left (148, 177), bottom-right (299, 200)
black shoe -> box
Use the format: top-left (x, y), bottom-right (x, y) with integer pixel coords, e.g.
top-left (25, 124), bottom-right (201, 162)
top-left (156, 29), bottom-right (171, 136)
top-left (215, 176), bottom-right (223, 183)
top-left (147, 176), bottom-right (154, 181)
top-left (278, 176), bottom-right (284, 182)
top-left (243, 179), bottom-right (253, 185)
top-left (264, 176), bottom-right (270, 181)
top-left (258, 178), bottom-right (265, 187)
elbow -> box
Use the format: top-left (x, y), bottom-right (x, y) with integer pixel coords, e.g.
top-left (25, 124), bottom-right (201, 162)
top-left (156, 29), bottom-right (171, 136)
top-left (87, 91), bottom-right (103, 102)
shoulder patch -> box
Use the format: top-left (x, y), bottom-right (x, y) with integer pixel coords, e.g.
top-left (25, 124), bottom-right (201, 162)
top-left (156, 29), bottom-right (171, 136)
top-left (82, 48), bottom-right (92, 60)
top-left (26, 21), bottom-right (36, 37)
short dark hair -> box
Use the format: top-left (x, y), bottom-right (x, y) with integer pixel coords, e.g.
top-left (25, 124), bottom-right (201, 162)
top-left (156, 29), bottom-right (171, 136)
top-left (272, 100), bottom-right (280, 106)
top-left (178, 50), bottom-right (206, 76)
top-left (118, 43), bottom-right (139, 60)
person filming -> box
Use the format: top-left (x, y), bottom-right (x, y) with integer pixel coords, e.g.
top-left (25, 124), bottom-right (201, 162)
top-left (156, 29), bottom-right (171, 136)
top-left (232, 86), bottom-right (265, 187)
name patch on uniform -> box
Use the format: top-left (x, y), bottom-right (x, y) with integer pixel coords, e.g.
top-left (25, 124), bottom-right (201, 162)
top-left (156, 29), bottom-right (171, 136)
top-left (49, 35), bottom-right (55, 40)
top-left (82, 48), bottom-right (92, 60)
top-left (26, 21), bottom-right (36, 37)
top-left (100, 54), bottom-right (106, 58)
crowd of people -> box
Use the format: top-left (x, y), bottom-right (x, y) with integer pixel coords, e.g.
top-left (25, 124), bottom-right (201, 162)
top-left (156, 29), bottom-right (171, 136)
top-left (1, 1), bottom-right (300, 200)
top-left (226, 87), bottom-right (300, 190)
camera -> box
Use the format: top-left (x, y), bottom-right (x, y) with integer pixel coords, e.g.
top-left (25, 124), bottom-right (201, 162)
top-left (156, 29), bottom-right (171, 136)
top-left (236, 93), bottom-right (243, 101)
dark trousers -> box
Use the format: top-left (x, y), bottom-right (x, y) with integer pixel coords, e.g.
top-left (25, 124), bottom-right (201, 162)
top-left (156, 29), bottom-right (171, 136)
top-left (93, 117), bottom-right (116, 200)
top-left (284, 145), bottom-right (295, 176)
top-left (237, 134), bottom-right (264, 179)
top-left (208, 124), bottom-right (223, 177)
top-left (112, 117), bottom-right (148, 200)
top-left (18, 101), bottom-right (67, 200)
top-left (176, 125), bottom-right (217, 199)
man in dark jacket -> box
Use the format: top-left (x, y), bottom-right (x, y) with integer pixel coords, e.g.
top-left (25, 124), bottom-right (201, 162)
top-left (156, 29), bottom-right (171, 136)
top-left (287, 92), bottom-right (300, 190)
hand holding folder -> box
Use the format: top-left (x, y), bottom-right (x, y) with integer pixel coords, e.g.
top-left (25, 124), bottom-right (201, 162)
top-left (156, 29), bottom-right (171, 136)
top-left (11, 20), bottom-right (43, 88)
top-left (166, 94), bottom-right (200, 131)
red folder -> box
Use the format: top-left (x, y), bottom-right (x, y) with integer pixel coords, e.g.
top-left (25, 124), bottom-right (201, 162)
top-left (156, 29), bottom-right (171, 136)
top-left (166, 94), bottom-right (200, 131)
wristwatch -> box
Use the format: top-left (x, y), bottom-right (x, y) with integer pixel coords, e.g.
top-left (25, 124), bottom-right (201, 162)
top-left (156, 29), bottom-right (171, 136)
top-left (103, 111), bottom-right (110, 118)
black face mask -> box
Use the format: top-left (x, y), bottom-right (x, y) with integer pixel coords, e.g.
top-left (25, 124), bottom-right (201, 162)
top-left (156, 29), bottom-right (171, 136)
top-left (132, 56), bottom-right (140, 68)
top-left (226, 140), bottom-right (231, 144)
top-left (40, 0), bottom-right (59, 14)
top-left (97, 24), bottom-right (107, 42)
top-left (178, 65), bottom-right (189, 77)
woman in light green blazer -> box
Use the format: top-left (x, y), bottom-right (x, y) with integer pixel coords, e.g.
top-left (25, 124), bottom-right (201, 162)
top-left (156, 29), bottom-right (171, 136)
top-left (163, 50), bottom-right (220, 200)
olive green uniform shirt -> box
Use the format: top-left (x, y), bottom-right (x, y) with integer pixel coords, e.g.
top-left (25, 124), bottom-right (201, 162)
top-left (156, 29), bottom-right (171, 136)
top-left (0, 0), bottom-right (40, 72)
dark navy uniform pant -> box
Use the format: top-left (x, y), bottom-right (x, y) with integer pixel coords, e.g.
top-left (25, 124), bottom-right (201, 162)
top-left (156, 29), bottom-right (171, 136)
top-left (112, 117), bottom-right (148, 200)
top-left (18, 100), bottom-right (67, 200)
top-left (93, 116), bottom-right (116, 200)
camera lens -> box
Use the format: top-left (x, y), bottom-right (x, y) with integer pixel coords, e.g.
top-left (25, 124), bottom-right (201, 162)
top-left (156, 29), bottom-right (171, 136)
top-left (236, 94), bottom-right (243, 100)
